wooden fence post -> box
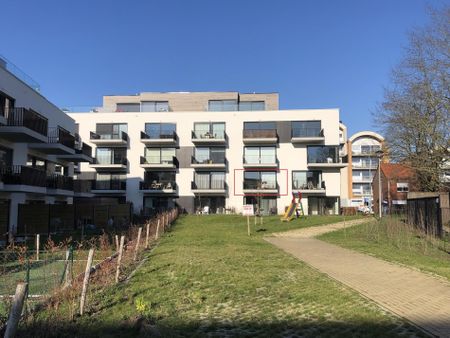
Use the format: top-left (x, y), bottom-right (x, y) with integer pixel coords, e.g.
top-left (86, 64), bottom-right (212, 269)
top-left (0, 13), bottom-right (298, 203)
top-left (4, 282), bottom-right (28, 338)
top-left (64, 248), bottom-right (72, 286)
top-left (36, 234), bottom-right (40, 261)
top-left (115, 235), bottom-right (119, 253)
top-left (134, 227), bottom-right (142, 261)
top-left (145, 222), bottom-right (150, 249)
top-left (80, 248), bottom-right (94, 316)
top-left (115, 235), bottom-right (125, 283)
top-left (155, 219), bottom-right (160, 240)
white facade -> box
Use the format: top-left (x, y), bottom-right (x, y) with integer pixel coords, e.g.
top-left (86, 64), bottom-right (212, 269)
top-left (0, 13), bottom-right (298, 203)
top-left (71, 95), bottom-right (347, 216)
top-left (0, 56), bottom-right (91, 240)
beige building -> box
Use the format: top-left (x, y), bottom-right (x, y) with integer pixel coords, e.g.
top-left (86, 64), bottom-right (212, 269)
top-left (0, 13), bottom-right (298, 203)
top-left (70, 92), bottom-right (347, 216)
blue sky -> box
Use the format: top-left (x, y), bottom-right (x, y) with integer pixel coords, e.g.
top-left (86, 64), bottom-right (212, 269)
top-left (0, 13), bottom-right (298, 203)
top-left (1, 0), bottom-right (440, 135)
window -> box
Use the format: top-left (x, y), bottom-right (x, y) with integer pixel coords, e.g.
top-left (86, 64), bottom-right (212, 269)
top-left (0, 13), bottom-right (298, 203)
top-left (26, 155), bottom-right (47, 171)
top-left (95, 148), bottom-right (126, 164)
top-left (95, 123), bottom-right (128, 139)
top-left (239, 101), bottom-right (265, 111)
top-left (307, 146), bottom-right (339, 163)
top-left (96, 173), bottom-right (126, 190)
top-left (292, 121), bottom-right (322, 137)
top-left (194, 148), bottom-right (225, 163)
top-left (0, 91), bottom-right (15, 116)
top-left (244, 147), bottom-right (276, 164)
top-left (145, 171), bottom-right (175, 184)
top-left (244, 171), bottom-right (277, 189)
top-left (208, 100), bottom-right (238, 111)
top-left (0, 146), bottom-right (12, 167)
top-left (244, 196), bottom-right (277, 215)
top-left (194, 172), bottom-right (225, 189)
top-left (397, 182), bottom-right (409, 192)
top-left (193, 122), bottom-right (225, 139)
top-left (141, 101), bottom-right (169, 112)
top-left (244, 121), bottom-right (276, 130)
top-left (116, 103), bottom-right (140, 112)
top-left (144, 148), bottom-right (176, 164)
top-left (292, 171), bottom-right (322, 190)
top-left (145, 123), bottom-right (176, 139)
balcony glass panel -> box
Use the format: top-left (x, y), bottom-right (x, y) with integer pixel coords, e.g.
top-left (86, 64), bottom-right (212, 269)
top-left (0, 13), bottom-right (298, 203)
top-left (307, 146), bottom-right (339, 163)
top-left (239, 101), bottom-right (265, 111)
top-left (292, 121), bottom-right (322, 137)
top-left (208, 100), bottom-right (238, 111)
top-left (293, 171), bottom-right (322, 189)
top-left (141, 101), bottom-right (169, 112)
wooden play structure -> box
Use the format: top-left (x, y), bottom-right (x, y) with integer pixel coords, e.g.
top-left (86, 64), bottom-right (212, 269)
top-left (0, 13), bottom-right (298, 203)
top-left (281, 192), bottom-right (304, 222)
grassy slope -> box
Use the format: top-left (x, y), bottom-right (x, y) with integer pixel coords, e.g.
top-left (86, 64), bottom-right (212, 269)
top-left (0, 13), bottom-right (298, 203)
top-left (319, 219), bottom-right (450, 280)
top-left (25, 215), bottom-right (422, 337)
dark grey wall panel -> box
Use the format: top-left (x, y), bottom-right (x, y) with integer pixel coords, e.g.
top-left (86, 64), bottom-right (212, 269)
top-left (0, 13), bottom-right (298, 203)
top-left (277, 121), bottom-right (292, 143)
top-left (178, 196), bottom-right (194, 213)
top-left (177, 146), bottom-right (194, 168)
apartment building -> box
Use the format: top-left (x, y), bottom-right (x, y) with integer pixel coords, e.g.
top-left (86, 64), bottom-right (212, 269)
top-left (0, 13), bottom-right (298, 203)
top-left (0, 56), bottom-right (92, 241)
top-left (70, 92), bottom-right (347, 216)
top-left (346, 131), bottom-right (384, 209)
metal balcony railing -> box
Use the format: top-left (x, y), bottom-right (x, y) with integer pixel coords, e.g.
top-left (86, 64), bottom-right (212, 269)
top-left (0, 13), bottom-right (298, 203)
top-left (75, 142), bottom-right (92, 157)
top-left (92, 179), bottom-right (126, 190)
top-left (1, 107), bottom-right (48, 136)
top-left (141, 130), bottom-right (177, 140)
top-left (191, 156), bottom-right (226, 165)
top-left (140, 181), bottom-right (177, 190)
top-left (46, 174), bottom-right (74, 190)
top-left (73, 179), bottom-right (92, 193)
top-left (48, 126), bottom-right (75, 148)
top-left (90, 130), bottom-right (128, 142)
top-left (0, 165), bottom-right (47, 187)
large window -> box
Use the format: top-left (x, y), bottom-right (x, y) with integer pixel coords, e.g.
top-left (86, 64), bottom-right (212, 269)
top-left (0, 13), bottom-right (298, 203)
top-left (193, 122), bottom-right (225, 139)
top-left (95, 148), bottom-right (127, 164)
top-left (292, 121), bottom-right (322, 137)
top-left (144, 148), bottom-right (176, 164)
top-left (244, 196), bottom-right (277, 215)
top-left (145, 123), bottom-right (176, 139)
top-left (141, 101), bottom-right (169, 112)
top-left (95, 123), bottom-right (128, 139)
top-left (244, 121), bottom-right (276, 130)
top-left (95, 173), bottom-right (126, 190)
top-left (307, 146), bottom-right (339, 163)
top-left (244, 171), bottom-right (277, 189)
top-left (194, 172), bottom-right (225, 189)
top-left (292, 171), bottom-right (322, 190)
top-left (116, 103), bottom-right (140, 112)
top-left (208, 100), bottom-right (238, 111)
top-left (239, 101), bottom-right (265, 111)
top-left (397, 182), bottom-right (409, 192)
top-left (244, 147), bottom-right (276, 164)
top-left (194, 147), bottom-right (225, 163)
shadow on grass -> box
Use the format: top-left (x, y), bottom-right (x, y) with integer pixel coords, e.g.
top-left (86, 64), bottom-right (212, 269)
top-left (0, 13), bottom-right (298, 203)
top-left (14, 317), bottom-right (426, 338)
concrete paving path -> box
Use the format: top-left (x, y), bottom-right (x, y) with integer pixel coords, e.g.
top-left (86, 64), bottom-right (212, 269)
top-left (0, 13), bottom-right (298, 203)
top-left (266, 220), bottom-right (450, 337)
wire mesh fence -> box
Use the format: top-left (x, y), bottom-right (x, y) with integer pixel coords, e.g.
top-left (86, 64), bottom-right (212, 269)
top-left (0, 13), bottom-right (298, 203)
top-left (0, 208), bottom-right (179, 333)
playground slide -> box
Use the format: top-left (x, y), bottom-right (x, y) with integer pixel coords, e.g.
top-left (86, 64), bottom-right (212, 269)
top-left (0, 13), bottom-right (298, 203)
top-left (281, 202), bottom-right (297, 222)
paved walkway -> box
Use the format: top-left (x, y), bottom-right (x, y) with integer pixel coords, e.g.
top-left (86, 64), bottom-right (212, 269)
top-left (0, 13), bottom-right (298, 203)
top-left (266, 221), bottom-right (450, 337)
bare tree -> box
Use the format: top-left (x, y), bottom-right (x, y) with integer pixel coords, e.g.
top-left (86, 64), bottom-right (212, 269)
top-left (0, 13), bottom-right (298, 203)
top-left (376, 6), bottom-right (450, 191)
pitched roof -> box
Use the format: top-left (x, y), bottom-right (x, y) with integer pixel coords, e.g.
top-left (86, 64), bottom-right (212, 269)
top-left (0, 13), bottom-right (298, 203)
top-left (380, 163), bottom-right (415, 180)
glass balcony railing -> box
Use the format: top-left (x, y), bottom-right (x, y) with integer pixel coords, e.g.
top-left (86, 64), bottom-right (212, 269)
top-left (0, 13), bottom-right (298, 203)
top-left (243, 180), bottom-right (277, 190)
top-left (243, 129), bottom-right (277, 139)
top-left (141, 156), bottom-right (178, 166)
top-left (93, 156), bottom-right (127, 165)
top-left (191, 180), bottom-right (226, 190)
top-left (243, 155), bottom-right (276, 164)
top-left (291, 128), bottom-right (323, 138)
top-left (140, 181), bottom-right (176, 191)
top-left (90, 131), bottom-right (128, 142)
top-left (191, 156), bottom-right (226, 165)
top-left (141, 130), bottom-right (176, 140)
top-left (192, 130), bottom-right (226, 140)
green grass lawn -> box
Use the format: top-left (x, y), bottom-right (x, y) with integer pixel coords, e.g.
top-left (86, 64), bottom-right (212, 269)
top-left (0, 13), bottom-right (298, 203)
top-left (22, 215), bottom-right (423, 337)
top-left (319, 217), bottom-right (450, 281)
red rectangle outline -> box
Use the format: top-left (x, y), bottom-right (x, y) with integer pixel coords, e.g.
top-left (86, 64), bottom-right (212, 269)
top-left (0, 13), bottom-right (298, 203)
top-left (233, 168), bottom-right (289, 197)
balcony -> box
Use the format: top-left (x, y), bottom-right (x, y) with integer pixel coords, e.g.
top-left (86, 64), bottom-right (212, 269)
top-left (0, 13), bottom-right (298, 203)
top-left (191, 181), bottom-right (227, 195)
top-left (353, 188), bottom-right (372, 196)
top-left (243, 155), bottom-right (277, 168)
top-left (0, 107), bottom-right (48, 143)
top-left (191, 156), bottom-right (226, 169)
top-left (243, 181), bottom-right (278, 194)
top-left (291, 128), bottom-right (325, 144)
top-left (292, 181), bottom-right (326, 195)
top-left (308, 159), bottom-right (347, 169)
top-left (30, 126), bottom-right (76, 155)
top-left (91, 179), bottom-right (127, 193)
top-left (140, 156), bottom-right (178, 170)
top-left (90, 131), bottom-right (128, 146)
top-left (58, 137), bottom-right (93, 163)
top-left (140, 131), bottom-right (177, 145)
top-left (0, 165), bottom-right (47, 193)
top-left (90, 157), bottom-right (127, 171)
top-left (191, 130), bottom-right (226, 144)
top-left (352, 176), bottom-right (374, 183)
top-left (243, 129), bottom-right (278, 144)
top-left (46, 174), bottom-right (74, 195)
top-left (73, 179), bottom-right (94, 197)
top-left (352, 146), bottom-right (382, 157)
top-left (352, 163), bottom-right (378, 170)
top-left (140, 181), bottom-right (177, 194)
